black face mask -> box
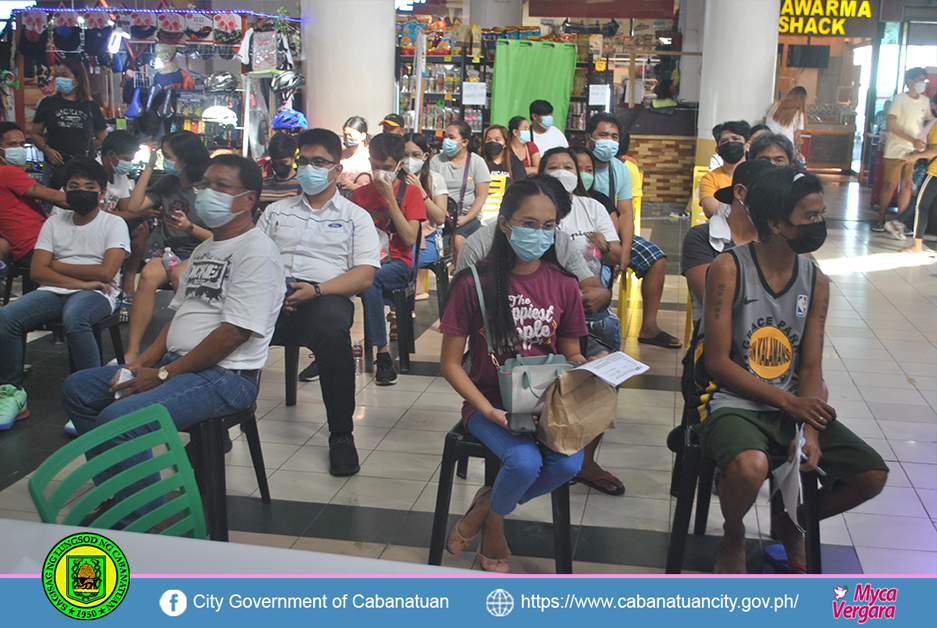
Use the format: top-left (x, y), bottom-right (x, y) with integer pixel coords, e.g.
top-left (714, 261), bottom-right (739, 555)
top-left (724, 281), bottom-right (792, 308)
top-left (66, 190), bottom-right (100, 216)
top-left (484, 141), bottom-right (504, 157)
top-left (718, 141), bottom-right (745, 164)
top-left (272, 162), bottom-right (293, 179)
top-left (782, 220), bottom-right (827, 254)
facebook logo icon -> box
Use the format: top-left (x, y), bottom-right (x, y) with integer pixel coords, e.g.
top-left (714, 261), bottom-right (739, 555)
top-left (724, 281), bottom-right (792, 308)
top-left (160, 590), bottom-right (188, 616)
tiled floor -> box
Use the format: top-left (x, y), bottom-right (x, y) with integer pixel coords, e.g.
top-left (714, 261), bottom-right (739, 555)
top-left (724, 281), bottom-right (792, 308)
top-left (1, 176), bottom-right (935, 574)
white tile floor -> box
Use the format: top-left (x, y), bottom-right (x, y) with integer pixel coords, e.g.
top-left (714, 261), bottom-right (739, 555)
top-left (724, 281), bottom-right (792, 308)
top-left (1, 177), bottom-right (935, 574)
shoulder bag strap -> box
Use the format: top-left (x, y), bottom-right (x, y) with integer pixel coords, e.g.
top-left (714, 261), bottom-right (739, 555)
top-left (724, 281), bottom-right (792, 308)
top-left (607, 159), bottom-right (617, 205)
top-left (395, 178), bottom-right (407, 206)
top-left (469, 264), bottom-right (500, 366)
top-left (458, 152), bottom-right (471, 212)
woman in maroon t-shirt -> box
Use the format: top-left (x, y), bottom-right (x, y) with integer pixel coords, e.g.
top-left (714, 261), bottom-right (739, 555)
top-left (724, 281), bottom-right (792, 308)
top-left (439, 180), bottom-right (588, 573)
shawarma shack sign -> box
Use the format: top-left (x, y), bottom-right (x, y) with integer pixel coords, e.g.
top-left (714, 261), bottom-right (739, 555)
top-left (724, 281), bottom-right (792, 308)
top-left (779, 0), bottom-right (879, 38)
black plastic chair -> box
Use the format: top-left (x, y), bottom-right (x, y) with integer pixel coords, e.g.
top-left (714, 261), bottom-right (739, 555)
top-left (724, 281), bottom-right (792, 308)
top-left (183, 401), bottom-right (270, 541)
top-left (428, 421), bottom-right (573, 574)
top-left (665, 424), bottom-right (822, 574)
top-left (3, 260), bottom-right (37, 305)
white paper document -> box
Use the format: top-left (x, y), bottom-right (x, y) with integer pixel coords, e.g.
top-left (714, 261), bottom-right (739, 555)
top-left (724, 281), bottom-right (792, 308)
top-left (771, 424), bottom-right (805, 533)
top-left (573, 351), bottom-right (649, 387)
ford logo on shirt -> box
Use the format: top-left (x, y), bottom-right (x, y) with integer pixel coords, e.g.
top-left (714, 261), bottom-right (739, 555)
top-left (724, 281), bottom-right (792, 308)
top-left (328, 222), bottom-right (343, 228)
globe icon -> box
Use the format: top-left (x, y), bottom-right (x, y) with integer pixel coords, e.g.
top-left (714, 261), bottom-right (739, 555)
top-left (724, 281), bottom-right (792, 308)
top-left (486, 589), bottom-right (514, 617)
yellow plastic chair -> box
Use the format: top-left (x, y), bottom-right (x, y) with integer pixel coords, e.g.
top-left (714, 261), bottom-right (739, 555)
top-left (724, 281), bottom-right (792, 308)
top-left (683, 166), bottom-right (711, 347)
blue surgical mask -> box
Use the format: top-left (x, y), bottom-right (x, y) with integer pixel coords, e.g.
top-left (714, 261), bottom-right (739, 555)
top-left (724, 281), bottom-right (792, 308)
top-left (540, 115), bottom-right (554, 129)
top-left (2, 147), bottom-right (28, 167)
top-left (296, 164), bottom-right (335, 195)
top-left (195, 187), bottom-right (247, 228)
top-left (56, 78), bottom-right (75, 95)
top-left (115, 159), bottom-right (133, 175)
top-left (519, 130), bottom-right (532, 143)
top-left (442, 138), bottom-right (461, 157)
top-left (163, 158), bottom-right (180, 176)
top-left (508, 225), bottom-right (555, 262)
top-left (592, 139), bottom-right (619, 162)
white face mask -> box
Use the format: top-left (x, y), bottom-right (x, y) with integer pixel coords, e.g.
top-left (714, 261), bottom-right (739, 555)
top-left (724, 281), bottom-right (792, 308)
top-left (911, 80), bottom-right (927, 94)
top-left (402, 157), bottom-right (425, 174)
top-left (372, 168), bottom-right (398, 183)
top-left (549, 169), bottom-right (579, 193)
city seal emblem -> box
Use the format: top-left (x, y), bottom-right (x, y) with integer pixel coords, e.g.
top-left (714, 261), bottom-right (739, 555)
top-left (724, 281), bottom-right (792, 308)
top-left (42, 532), bottom-right (130, 620)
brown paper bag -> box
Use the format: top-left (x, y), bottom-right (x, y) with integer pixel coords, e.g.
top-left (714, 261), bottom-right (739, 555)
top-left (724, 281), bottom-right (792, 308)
top-left (538, 370), bottom-right (617, 456)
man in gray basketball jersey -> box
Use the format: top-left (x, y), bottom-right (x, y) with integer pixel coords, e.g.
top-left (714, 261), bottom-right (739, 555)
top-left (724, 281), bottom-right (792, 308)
top-left (692, 168), bottom-right (888, 573)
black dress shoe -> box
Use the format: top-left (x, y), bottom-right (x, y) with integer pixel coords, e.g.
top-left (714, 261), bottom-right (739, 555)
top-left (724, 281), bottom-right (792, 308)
top-left (328, 432), bottom-right (360, 477)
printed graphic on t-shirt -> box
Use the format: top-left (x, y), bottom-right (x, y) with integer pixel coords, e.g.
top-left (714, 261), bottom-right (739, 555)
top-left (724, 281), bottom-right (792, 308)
top-left (510, 294), bottom-right (557, 350)
top-left (52, 107), bottom-right (91, 129)
top-left (745, 317), bottom-right (799, 382)
top-left (184, 253), bottom-right (231, 303)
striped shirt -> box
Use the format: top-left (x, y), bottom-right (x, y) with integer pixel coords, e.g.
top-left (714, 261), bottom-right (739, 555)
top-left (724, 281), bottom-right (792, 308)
top-left (259, 172), bottom-right (302, 207)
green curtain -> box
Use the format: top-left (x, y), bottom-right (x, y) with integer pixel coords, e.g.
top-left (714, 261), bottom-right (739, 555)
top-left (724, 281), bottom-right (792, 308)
top-left (490, 41), bottom-right (577, 133)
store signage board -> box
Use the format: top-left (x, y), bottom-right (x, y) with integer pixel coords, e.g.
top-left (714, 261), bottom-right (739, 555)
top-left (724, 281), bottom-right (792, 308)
top-left (528, 0), bottom-right (674, 19)
top-left (778, 0), bottom-right (880, 38)
top-left (463, 82), bottom-right (487, 106)
top-left (589, 84), bottom-right (610, 107)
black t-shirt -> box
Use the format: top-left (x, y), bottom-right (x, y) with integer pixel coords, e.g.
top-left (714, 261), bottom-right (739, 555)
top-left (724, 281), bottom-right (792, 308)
top-left (488, 154), bottom-right (528, 185)
top-left (145, 175), bottom-right (207, 259)
top-left (589, 189), bottom-right (616, 216)
top-left (33, 95), bottom-right (106, 161)
top-left (680, 223), bottom-right (736, 276)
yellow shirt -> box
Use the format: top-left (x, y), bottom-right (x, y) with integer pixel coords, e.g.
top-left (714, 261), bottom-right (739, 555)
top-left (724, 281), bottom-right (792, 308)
top-left (624, 159), bottom-right (642, 198)
top-left (699, 167), bottom-right (732, 200)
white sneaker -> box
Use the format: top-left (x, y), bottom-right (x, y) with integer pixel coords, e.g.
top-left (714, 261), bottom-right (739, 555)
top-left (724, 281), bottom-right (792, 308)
top-left (883, 220), bottom-right (906, 240)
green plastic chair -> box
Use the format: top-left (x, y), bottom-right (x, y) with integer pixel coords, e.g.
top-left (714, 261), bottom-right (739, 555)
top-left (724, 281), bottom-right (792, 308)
top-left (28, 404), bottom-right (207, 539)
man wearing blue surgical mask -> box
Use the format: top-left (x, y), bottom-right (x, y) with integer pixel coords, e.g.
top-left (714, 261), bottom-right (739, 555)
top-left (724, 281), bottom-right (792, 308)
top-left (586, 112), bottom-right (682, 349)
top-left (0, 121), bottom-right (68, 280)
top-left (61, 155), bottom-right (287, 527)
top-left (257, 129), bottom-right (381, 477)
top-left (529, 99), bottom-right (569, 154)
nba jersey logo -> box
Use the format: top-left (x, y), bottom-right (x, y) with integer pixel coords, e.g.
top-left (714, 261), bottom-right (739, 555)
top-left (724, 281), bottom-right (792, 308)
top-left (796, 295), bottom-right (808, 317)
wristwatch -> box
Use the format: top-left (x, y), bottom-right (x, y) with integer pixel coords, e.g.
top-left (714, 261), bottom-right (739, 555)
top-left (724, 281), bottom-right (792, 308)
top-left (312, 282), bottom-right (322, 298)
top-left (605, 241), bottom-right (612, 253)
top-left (158, 366), bottom-right (171, 382)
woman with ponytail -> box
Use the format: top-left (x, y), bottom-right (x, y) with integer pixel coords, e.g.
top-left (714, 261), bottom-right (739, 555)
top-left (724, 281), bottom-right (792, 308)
top-left (438, 179), bottom-right (588, 573)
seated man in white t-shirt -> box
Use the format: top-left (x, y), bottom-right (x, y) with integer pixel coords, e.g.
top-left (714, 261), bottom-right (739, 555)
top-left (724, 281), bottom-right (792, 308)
top-left (0, 157), bottom-right (129, 430)
top-left (529, 99), bottom-right (569, 154)
top-left (258, 128), bottom-right (381, 477)
top-left (60, 155), bottom-right (285, 523)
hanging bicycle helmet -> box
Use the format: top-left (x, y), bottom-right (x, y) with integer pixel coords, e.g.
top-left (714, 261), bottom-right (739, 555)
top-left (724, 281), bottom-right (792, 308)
top-left (271, 109), bottom-right (308, 133)
top-left (206, 71), bottom-right (238, 93)
top-left (271, 70), bottom-right (304, 100)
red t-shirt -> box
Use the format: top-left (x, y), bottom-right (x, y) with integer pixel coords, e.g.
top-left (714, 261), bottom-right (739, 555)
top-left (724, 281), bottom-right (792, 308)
top-left (351, 180), bottom-right (426, 267)
top-left (0, 165), bottom-right (46, 261)
top-left (439, 261), bottom-right (588, 424)
top-left (521, 141), bottom-right (540, 167)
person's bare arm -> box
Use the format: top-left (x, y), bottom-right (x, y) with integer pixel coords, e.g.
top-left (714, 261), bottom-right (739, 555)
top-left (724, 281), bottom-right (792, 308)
top-left (703, 253), bottom-right (834, 431)
top-left (21, 183), bottom-right (66, 208)
top-left (461, 182), bottom-right (489, 223)
top-left (556, 336), bottom-right (587, 365)
top-left (701, 195), bottom-right (720, 219)
top-left (906, 141), bottom-right (937, 163)
top-left (30, 249), bottom-right (111, 292)
top-left (617, 197), bottom-right (634, 268)
top-left (93, 129), bottom-right (107, 150)
top-left (441, 331), bottom-right (507, 428)
top-left (794, 271), bottom-right (831, 470)
top-left (48, 248), bottom-right (125, 283)
top-left (113, 323), bottom-right (253, 397)
top-left (284, 265), bottom-right (377, 311)
top-left (684, 264), bottom-right (709, 312)
top-left (586, 232), bottom-right (621, 266)
top-left (580, 276), bottom-right (611, 314)
top-left (374, 177), bottom-right (419, 247)
top-left (126, 149), bottom-right (159, 217)
top-left (30, 120), bottom-right (63, 166)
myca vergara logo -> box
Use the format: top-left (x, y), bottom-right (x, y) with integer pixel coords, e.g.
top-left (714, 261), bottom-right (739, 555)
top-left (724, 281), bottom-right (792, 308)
top-left (42, 532), bottom-right (130, 620)
top-left (832, 583), bottom-right (897, 624)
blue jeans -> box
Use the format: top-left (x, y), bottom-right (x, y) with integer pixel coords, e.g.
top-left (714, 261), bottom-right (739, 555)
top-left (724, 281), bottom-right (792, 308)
top-left (414, 232), bottom-right (441, 268)
top-left (360, 258), bottom-right (412, 348)
top-left (61, 353), bottom-right (258, 519)
top-left (586, 308), bottom-right (621, 354)
top-left (467, 411), bottom-right (583, 516)
top-left (0, 289), bottom-right (114, 388)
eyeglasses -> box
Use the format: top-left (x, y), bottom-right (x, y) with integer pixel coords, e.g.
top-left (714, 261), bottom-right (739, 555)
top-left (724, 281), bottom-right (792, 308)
top-left (194, 180), bottom-right (247, 194)
top-left (296, 157), bottom-right (337, 168)
top-left (510, 217), bottom-right (557, 232)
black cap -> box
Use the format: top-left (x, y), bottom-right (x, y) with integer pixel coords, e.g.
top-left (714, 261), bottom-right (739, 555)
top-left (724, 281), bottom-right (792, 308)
top-left (380, 113), bottom-right (405, 128)
top-left (714, 159), bottom-right (775, 205)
